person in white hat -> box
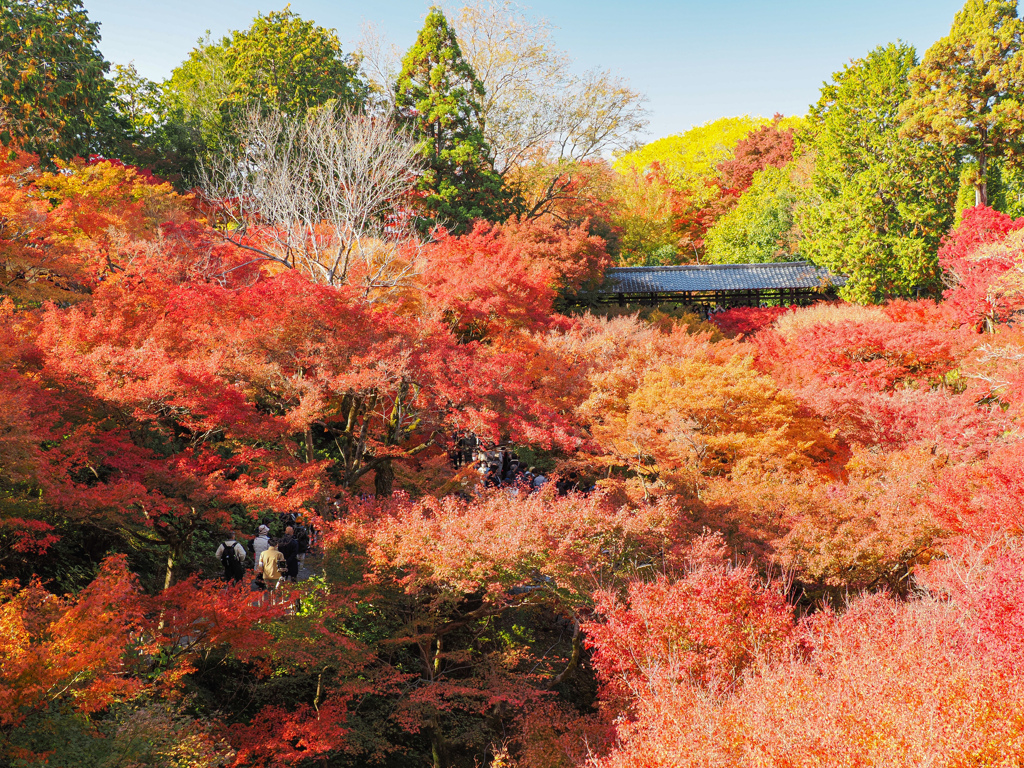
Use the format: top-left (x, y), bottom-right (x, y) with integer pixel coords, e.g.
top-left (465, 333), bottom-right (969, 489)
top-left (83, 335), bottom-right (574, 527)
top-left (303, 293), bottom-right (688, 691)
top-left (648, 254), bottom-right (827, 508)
top-left (252, 524), bottom-right (271, 570)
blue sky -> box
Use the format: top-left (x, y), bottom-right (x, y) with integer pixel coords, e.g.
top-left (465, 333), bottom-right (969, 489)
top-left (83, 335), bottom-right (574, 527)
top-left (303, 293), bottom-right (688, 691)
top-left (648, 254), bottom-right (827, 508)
top-left (83, 0), bottom-right (968, 141)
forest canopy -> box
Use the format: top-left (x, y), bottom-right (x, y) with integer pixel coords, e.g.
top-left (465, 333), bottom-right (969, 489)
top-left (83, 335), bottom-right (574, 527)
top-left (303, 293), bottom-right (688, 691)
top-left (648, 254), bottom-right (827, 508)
top-left (4, 1), bottom-right (1024, 767)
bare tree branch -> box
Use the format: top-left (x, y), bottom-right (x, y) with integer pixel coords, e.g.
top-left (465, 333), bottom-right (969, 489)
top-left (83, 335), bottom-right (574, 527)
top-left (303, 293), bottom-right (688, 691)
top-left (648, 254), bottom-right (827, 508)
top-left (450, 0), bottom-right (648, 172)
top-left (200, 105), bottom-right (424, 297)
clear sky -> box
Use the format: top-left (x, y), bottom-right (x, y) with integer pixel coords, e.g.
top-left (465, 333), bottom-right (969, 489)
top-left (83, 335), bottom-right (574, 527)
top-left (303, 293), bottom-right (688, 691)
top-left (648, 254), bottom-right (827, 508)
top-left (83, 0), bottom-right (969, 141)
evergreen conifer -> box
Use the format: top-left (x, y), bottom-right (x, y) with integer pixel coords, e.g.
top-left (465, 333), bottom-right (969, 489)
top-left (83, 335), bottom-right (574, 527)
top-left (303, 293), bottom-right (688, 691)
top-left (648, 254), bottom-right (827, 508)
top-left (395, 7), bottom-right (507, 232)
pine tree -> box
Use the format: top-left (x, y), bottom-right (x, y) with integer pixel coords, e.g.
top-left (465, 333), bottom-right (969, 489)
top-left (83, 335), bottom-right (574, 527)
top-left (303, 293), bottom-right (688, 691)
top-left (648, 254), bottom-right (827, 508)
top-left (900, 0), bottom-right (1024, 207)
top-left (395, 6), bottom-right (506, 232)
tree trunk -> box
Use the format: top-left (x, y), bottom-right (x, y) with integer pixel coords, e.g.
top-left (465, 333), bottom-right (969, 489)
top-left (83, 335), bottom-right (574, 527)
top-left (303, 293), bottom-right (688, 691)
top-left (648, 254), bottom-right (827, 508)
top-left (429, 719), bottom-right (448, 768)
top-left (158, 548), bottom-right (178, 632)
top-left (976, 152), bottom-right (989, 208)
top-left (374, 458), bottom-right (394, 497)
top-left (304, 426), bottom-right (314, 463)
top-left (163, 546), bottom-right (178, 591)
top-left (547, 621), bottom-right (583, 690)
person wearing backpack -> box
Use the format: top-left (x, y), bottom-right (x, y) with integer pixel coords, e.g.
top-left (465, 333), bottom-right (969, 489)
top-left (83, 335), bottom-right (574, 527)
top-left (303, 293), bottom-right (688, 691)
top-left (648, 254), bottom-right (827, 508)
top-left (216, 533), bottom-right (247, 582)
top-left (258, 539), bottom-right (287, 589)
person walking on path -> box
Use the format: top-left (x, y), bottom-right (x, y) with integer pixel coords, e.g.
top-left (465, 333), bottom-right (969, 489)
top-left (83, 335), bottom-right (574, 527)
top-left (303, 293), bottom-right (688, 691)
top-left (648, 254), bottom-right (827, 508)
top-left (258, 539), bottom-right (287, 590)
top-left (279, 526), bottom-right (300, 583)
top-left (531, 468), bottom-right (547, 491)
top-left (216, 534), bottom-right (247, 582)
top-left (251, 525), bottom-right (270, 570)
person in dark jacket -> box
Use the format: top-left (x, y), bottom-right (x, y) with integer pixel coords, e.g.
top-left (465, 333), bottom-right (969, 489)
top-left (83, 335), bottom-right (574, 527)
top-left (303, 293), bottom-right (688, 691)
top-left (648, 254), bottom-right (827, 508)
top-left (459, 432), bottom-right (478, 468)
top-left (556, 472), bottom-right (581, 496)
top-left (279, 526), bottom-right (300, 582)
top-left (484, 465), bottom-right (502, 488)
top-left (294, 523), bottom-right (310, 558)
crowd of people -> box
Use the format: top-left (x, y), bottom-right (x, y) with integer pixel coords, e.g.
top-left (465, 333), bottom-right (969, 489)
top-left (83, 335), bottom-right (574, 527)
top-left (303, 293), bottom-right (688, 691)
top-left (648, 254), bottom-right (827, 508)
top-left (450, 432), bottom-right (594, 495)
top-left (215, 512), bottom-right (315, 588)
top-left (215, 442), bottom-right (596, 584)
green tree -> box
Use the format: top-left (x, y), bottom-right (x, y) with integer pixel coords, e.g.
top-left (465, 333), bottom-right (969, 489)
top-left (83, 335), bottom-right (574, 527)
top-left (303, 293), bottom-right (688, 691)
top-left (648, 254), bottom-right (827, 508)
top-left (90, 63), bottom-right (190, 179)
top-left (161, 12), bottom-right (366, 183)
top-left (953, 157), bottom-right (1024, 220)
top-left (395, 6), bottom-right (506, 232)
top-left (223, 9), bottom-right (366, 117)
top-left (0, 0), bottom-right (110, 163)
top-left (900, 0), bottom-right (1024, 207)
top-left (106, 64), bottom-right (162, 138)
top-left (993, 160), bottom-right (1024, 216)
top-left (704, 163), bottom-right (805, 264)
top-left (162, 40), bottom-right (229, 132)
top-left (801, 43), bottom-right (960, 303)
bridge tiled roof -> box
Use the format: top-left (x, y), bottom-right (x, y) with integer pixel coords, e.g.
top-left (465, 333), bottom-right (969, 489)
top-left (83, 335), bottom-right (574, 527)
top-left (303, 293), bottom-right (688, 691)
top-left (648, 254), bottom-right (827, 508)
top-left (599, 261), bottom-right (845, 294)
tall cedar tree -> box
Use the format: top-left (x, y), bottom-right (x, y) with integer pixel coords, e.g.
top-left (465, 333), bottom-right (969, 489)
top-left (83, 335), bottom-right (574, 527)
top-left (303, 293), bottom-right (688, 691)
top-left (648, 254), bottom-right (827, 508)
top-left (801, 43), bottom-right (960, 303)
top-left (0, 0), bottom-right (110, 164)
top-left (395, 7), bottom-right (506, 233)
top-left (900, 0), bottom-right (1024, 207)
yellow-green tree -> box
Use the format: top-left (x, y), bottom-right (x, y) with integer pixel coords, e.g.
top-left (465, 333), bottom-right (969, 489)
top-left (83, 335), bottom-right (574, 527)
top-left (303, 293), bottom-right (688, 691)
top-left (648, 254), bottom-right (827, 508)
top-left (615, 117), bottom-right (765, 206)
top-left (802, 43), bottom-right (960, 302)
top-left (704, 162), bottom-right (809, 264)
top-left (161, 10), bottom-right (366, 181)
top-left (223, 9), bottom-right (366, 117)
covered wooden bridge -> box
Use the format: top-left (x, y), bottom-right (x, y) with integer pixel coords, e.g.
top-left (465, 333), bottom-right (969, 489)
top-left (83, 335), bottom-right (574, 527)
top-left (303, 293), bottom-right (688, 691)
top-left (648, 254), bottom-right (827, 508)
top-left (591, 261), bottom-right (845, 308)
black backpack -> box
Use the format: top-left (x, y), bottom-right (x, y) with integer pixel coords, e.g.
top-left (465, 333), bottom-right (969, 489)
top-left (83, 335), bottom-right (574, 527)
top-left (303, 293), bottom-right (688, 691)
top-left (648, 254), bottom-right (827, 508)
top-left (221, 541), bottom-right (244, 578)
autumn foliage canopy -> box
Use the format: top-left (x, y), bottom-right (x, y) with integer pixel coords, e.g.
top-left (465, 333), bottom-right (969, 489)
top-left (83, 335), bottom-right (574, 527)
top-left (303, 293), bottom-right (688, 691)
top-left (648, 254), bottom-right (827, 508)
top-left (5, 106), bottom-right (1024, 768)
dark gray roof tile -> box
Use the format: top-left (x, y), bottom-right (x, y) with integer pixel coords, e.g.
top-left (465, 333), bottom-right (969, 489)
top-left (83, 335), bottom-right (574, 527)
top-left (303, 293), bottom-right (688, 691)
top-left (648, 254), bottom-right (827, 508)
top-left (599, 261), bottom-right (845, 294)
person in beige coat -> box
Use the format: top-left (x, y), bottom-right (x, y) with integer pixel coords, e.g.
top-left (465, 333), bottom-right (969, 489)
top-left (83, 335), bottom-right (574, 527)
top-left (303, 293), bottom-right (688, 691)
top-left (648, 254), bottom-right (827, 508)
top-left (258, 539), bottom-right (287, 589)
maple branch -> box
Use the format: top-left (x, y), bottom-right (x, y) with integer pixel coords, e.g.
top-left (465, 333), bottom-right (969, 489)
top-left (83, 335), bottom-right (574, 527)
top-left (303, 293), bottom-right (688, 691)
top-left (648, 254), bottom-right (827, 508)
top-left (47, 670), bottom-right (87, 702)
top-left (546, 620), bottom-right (582, 690)
top-left (348, 439), bottom-right (436, 485)
top-left (203, 231), bottom-right (290, 270)
top-left (431, 593), bottom-right (548, 640)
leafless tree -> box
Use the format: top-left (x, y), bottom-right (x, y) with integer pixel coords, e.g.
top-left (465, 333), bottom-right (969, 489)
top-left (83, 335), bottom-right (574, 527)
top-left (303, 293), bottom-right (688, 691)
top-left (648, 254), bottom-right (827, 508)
top-left (357, 21), bottom-right (402, 111)
top-left (200, 105), bottom-right (423, 295)
top-left (450, 1), bottom-right (648, 170)
top-left (447, 1), bottom-right (648, 218)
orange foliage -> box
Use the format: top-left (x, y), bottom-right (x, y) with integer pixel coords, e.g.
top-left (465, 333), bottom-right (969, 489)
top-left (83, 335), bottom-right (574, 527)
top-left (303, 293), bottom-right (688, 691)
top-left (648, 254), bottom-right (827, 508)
top-left (8, 133), bottom-right (1024, 768)
top-left (590, 541), bottom-right (1024, 768)
top-left (626, 354), bottom-right (837, 488)
top-left (532, 314), bottom-right (837, 497)
top-left (0, 556), bottom-right (146, 728)
top-left (0, 152), bottom-right (191, 304)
